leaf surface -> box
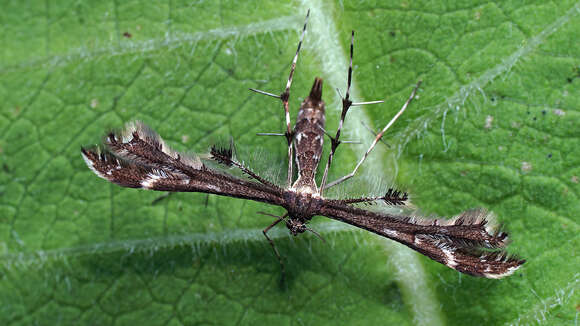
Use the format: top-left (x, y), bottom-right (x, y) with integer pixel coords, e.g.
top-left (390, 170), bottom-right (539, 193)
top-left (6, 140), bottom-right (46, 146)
top-left (1, 1), bottom-right (578, 325)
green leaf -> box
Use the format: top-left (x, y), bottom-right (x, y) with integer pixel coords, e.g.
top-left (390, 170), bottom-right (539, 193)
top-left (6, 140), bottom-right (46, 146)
top-left (1, 1), bottom-right (579, 325)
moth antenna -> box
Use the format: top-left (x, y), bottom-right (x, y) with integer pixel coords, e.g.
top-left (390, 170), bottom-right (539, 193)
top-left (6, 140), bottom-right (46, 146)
top-left (257, 211), bottom-right (288, 220)
top-left (324, 80), bottom-right (422, 189)
top-left (305, 226), bottom-right (326, 243)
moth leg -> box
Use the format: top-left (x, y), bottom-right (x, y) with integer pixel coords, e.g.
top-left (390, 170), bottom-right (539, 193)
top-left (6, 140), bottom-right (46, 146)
top-left (319, 32), bottom-right (384, 194)
top-left (260, 212), bottom-right (288, 283)
top-left (319, 31), bottom-right (355, 194)
top-left (324, 81), bottom-right (421, 190)
top-left (250, 10), bottom-right (310, 187)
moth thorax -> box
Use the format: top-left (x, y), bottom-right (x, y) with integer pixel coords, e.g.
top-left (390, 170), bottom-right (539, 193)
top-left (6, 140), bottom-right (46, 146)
top-left (292, 77), bottom-right (325, 194)
top-left (283, 190), bottom-right (322, 223)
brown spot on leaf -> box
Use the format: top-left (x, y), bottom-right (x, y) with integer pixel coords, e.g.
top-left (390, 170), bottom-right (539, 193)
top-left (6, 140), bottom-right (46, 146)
top-left (123, 32), bottom-right (132, 38)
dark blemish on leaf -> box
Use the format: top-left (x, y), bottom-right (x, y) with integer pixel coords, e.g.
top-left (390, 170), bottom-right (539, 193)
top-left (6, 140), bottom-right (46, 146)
top-left (123, 32), bottom-right (132, 38)
top-left (542, 110), bottom-right (546, 115)
top-left (2, 164), bottom-right (10, 173)
top-left (533, 117), bottom-right (537, 121)
top-left (567, 77), bottom-right (573, 83)
top-left (390, 31), bottom-right (396, 37)
top-left (547, 153), bottom-right (552, 158)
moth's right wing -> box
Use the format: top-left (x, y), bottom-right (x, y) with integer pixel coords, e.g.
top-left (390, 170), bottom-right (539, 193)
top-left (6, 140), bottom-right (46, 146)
top-left (81, 121), bottom-right (285, 206)
top-left (320, 200), bottom-right (525, 278)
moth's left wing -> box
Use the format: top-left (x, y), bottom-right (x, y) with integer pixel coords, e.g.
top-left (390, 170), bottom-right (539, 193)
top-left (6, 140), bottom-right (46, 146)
top-left (81, 121), bottom-right (285, 206)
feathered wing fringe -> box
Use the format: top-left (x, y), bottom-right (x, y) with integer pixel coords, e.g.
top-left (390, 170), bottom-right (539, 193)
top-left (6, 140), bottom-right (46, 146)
top-left (80, 147), bottom-right (187, 189)
top-left (104, 121), bottom-right (204, 171)
top-left (81, 121), bottom-right (205, 189)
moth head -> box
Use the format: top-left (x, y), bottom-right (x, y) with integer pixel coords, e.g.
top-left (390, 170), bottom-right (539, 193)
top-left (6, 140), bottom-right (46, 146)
top-left (286, 218), bottom-right (307, 236)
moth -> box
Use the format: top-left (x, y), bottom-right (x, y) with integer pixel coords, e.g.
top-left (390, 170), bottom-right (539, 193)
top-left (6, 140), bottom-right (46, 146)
top-left (81, 11), bottom-right (524, 280)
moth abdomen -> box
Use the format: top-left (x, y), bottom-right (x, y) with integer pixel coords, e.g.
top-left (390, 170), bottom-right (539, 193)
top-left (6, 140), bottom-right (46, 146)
top-left (292, 77), bottom-right (325, 193)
